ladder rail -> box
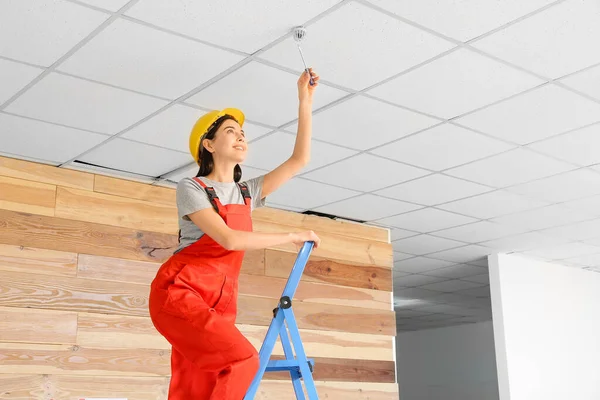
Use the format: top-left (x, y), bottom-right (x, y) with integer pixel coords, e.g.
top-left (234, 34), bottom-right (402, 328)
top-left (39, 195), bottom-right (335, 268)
top-left (243, 241), bottom-right (318, 400)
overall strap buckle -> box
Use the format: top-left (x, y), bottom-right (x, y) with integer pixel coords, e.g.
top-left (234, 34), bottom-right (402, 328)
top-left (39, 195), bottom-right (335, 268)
top-left (193, 177), bottom-right (221, 213)
top-left (237, 182), bottom-right (252, 206)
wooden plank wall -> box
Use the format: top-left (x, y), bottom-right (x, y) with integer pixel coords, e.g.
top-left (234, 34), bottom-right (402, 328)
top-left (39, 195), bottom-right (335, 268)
top-left (0, 155), bottom-right (397, 400)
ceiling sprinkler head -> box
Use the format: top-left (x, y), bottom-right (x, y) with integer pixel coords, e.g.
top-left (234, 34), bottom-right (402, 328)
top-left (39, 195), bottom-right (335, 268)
top-left (292, 26), bottom-right (307, 43)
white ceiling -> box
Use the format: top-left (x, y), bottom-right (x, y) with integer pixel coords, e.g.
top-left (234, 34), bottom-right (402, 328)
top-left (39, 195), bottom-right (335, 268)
top-left (2, 0), bottom-right (600, 332)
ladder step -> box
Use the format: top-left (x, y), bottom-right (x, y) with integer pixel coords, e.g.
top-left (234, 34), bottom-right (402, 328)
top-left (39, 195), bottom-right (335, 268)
top-left (265, 359), bottom-right (315, 372)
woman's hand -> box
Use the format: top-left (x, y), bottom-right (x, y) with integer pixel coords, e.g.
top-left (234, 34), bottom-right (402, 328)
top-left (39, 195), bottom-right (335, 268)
top-left (292, 230), bottom-right (321, 251)
top-left (297, 68), bottom-right (319, 103)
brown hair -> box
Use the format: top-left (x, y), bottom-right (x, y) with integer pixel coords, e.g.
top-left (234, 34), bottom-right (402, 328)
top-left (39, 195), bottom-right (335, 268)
top-left (195, 115), bottom-right (243, 182)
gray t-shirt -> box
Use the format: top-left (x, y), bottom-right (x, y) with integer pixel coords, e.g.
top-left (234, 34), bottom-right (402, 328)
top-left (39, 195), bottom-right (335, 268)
top-left (175, 175), bottom-right (266, 253)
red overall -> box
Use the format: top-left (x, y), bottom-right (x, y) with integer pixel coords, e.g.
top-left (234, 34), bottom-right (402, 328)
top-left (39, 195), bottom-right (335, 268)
top-left (149, 178), bottom-right (259, 399)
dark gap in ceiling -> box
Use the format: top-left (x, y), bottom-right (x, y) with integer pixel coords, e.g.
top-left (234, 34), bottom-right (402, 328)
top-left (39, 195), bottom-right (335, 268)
top-left (72, 160), bottom-right (155, 178)
top-left (301, 210), bottom-right (366, 224)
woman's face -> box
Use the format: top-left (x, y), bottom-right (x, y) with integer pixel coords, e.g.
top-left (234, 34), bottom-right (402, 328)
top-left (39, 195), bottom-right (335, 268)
top-left (204, 119), bottom-right (247, 163)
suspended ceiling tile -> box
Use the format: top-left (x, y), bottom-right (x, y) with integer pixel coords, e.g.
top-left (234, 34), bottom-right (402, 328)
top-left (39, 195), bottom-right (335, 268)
top-left (265, 202), bottom-right (306, 213)
top-left (412, 303), bottom-right (472, 315)
top-left (285, 95), bottom-right (440, 150)
top-left (521, 242), bottom-right (600, 261)
top-left (377, 207), bottom-right (478, 232)
top-left (445, 148), bottom-right (574, 187)
top-left (264, 177), bottom-right (359, 209)
top-left (301, 153), bottom-right (429, 192)
top-left (390, 228), bottom-right (420, 241)
top-left (455, 85), bottom-right (600, 145)
top-left (507, 168), bottom-right (600, 203)
top-left (186, 61), bottom-right (348, 127)
top-left (538, 218), bottom-right (600, 242)
top-left (433, 221), bottom-right (528, 243)
top-left (394, 287), bottom-right (446, 300)
top-left (367, 48), bottom-right (544, 119)
top-left (78, 138), bottom-right (191, 177)
top-left (394, 252), bottom-right (415, 262)
top-left (5, 73), bottom-right (168, 135)
top-left (438, 190), bottom-right (549, 220)
top-left (376, 174), bottom-right (492, 206)
top-left (559, 64), bottom-right (600, 101)
top-left (427, 244), bottom-right (493, 264)
top-left (125, 0), bottom-right (343, 54)
top-left (467, 258), bottom-right (489, 268)
top-left (58, 19), bottom-right (244, 99)
top-left (394, 257), bottom-right (454, 274)
top-left (454, 286), bottom-right (491, 298)
top-left (76, 0), bottom-right (130, 12)
top-left (0, 58), bottom-right (43, 105)
top-left (162, 163), bottom-right (198, 183)
top-left (0, 0), bottom-right (108, 66)
top-left (528, 123), bottom-right (600, 166)
top-left (243, 131), bottom-right (356, 173)
top-left (423, 264), bottom-right (488, 279)
top-left (370, 123), bottom-right (514, 171)
top-left (472, 0), bottom-right (600, 79)
top-left (420, 279), bottom-right (484, 293)
top-left (393, 274), bottom-right (449, 288)
top-left (392, 234), bottom-right (466, 256)
top-left (562, 195), bottom-right (600, 218)
top-left (258, 1), bottom-right (455, 90)
top-left (461, 274), bottom-right (490, 284)
top-left (563, 253), bottom-right (600, 268)
top-left (481, 232), bottom-right (565, 253)
top-left (368, 0), bottom-right (557, 42)
top-left (123, 104), bottom-right (271, 154)
top-left (0, 113), bottom-right (108, 163)
top-left (312, 194), bottom-right (422, 222)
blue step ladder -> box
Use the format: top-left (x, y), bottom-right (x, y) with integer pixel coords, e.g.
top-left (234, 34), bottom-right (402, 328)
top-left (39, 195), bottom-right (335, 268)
top-left (244, 241), bottom-right (319, 400)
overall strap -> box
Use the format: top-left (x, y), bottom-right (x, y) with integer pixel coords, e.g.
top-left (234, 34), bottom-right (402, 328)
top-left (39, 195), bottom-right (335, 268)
top-left (192, 177), bottom-right (221, 213)
top-left (237, 182), bottom-right (252, 206)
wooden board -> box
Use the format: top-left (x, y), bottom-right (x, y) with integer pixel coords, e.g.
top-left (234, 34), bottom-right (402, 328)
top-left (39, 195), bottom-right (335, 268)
top-left (0, 243), bottom-right (77, 277)
top-left (0, 374), bottom-right (48, 399)
top-left (92, 174), bottom-right (388, 243)
top-left (266, 249), bottom-right (393, 291)
top-left (0, 209), bottom-right (178, 263)
top-left (0, 175), bottom-right (56, 216)
top-left (254, 221), bottom-right (393, 268)
top-left (236, 295), bottom-right (395, 336)
top-left (76, 250), bottom-right (265, 285)
top-left (0, 271), bottom-right (149, 317)
top-left (256, 380), bottom-right (399, 400)
top-left (0, 271), bottom-right (394, 335)
top-left (0, 156), bottom-right (94, 191)
top-left (77, 254), bottom-right (160, 285)
top-left (0, 343), bottom-right (170, 376)
top-left (75, 253), bottom-right (388, 310)
top-left (238, 273), bottom-right (391, 310)
top-left (0, 307), bottom-right (77, 345)
top-left (94, 175), bottom-right (176, 207)
top-left (0, 344), bottom-right (394, 383)
top-left (75, 313), bottom-right (394, 361)
top-left (0, 374), bottom-right (398, 400)
top-left (49, 374), bottom-right (169, 400)
top-left (269, 356), bottom-right (395, 383)
top-left (253, 207), bottom-right (389, 243)
top-left (55, 187), bottom-right (179, 235)
top-left (76, 312), bottom-right (170, 350)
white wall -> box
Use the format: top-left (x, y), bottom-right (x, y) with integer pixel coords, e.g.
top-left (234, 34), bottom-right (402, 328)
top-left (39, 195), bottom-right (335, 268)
top-left (489, 254), bottom-right (600, 400)
top-left (396, 321), bottom-right (500, 400)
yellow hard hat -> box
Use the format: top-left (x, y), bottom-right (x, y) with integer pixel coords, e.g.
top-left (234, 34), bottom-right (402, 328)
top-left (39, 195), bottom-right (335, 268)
top-left (189, 108), bottom-right (245, 164)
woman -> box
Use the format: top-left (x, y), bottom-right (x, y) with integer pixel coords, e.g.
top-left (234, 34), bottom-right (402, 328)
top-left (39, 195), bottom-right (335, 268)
top-left (149, 68), bottom-right (321, 399)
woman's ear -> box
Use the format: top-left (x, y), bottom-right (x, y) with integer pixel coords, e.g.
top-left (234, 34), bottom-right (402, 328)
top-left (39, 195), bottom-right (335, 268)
top-left (202, 138), bottom-right (214, 154)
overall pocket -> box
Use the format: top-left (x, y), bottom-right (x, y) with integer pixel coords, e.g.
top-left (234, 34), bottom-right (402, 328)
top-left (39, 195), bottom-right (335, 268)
top-left (164, 264), bottom-right (233, 316)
